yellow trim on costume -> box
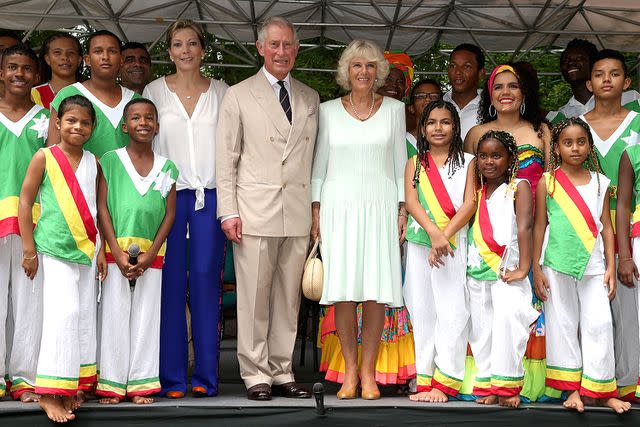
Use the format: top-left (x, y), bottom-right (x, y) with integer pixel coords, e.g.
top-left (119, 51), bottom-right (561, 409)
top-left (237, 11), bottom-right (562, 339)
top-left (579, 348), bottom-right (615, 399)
top-left (546, 366), bottom-right (582, 383)
top-left (633, 204), bottom-right (640, 225)
top-left (105, 236), bottom-right (166, 257)
top-left (433, 368), bottom-right (462, 391)
top-left (610, 209), bottom-right (616, 233)
top-left (416, 374), bottom-right (432, 387)
top-left (79, 364), bottom-right (96, 379)
top-left (0, 196), bottom-right (40, 223)
top-left (127, 380), bottom-right (161, 393)
top-left (31, 87), bottom-right (43, 107)
top-left (581, 376), bottom-right (616, 394)
top-left (96, 382), bottom-right (126, 396)
top-left (491, 376), bottom-right (524, 389)
top-left (36, 376), bottom-right (78, 390)
top-left (618, 384), bottom-right (636, 397)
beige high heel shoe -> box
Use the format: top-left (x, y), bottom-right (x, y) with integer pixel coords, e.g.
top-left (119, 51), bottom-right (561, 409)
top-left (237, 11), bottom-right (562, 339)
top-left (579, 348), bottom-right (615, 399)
top-left (337, 383), bottom-right (359, 399)
top-left (360, 387), bottom-right (381, 400)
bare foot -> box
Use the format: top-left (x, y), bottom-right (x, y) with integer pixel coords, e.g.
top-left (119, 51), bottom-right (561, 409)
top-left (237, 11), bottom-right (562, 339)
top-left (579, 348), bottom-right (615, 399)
top-left (476, 395), bottom-right (498, 405)
top-left (600, 397), bottom-right (631, 414)
top-left (498, 395), bottom-right (521, 408)
top-left (76, 390), bottom-right (89, 403)
top-left (62, 394), bottom-right (82, 412)
top-left (39, 395), bottom-right (75, 423)
top-left (19, 391), bottom-right (40, 403)
top-left (98, 396), bottom-right (121, 404)
top-left (409, 388), bottom-right (448, 402)
top-left (131, 395), bottom-right (154, 404)
top-left (563, 390), bottom-right (584, 413)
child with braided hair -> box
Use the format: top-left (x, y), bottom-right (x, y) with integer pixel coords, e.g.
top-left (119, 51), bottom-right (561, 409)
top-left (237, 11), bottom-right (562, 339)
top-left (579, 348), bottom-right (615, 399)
top-left (533, 118), bottom-right (629, 413)
top-left (403, 100), bottom-right (475, 402)
top-left (466, 130), bottom-right (539, 408)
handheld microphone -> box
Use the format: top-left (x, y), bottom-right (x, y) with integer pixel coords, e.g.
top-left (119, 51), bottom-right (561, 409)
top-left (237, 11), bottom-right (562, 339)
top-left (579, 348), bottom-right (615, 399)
top-left (127, 243), bottom-right (140, 289)
top-left (313, 382), bottom-right (325, 416)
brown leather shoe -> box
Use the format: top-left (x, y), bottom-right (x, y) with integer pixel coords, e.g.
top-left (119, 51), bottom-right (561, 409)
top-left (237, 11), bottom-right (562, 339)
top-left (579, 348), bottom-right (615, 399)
top-left (247, 383), bottom-right (272, 401)
top-left (271, 382), bottom-right (312, 398)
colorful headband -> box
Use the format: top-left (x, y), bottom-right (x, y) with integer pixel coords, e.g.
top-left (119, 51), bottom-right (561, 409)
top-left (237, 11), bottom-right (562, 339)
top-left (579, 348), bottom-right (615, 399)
top-left (384, 51), bottom-right (414, 97)
top-left (488, 64), bottom-right (517, 98)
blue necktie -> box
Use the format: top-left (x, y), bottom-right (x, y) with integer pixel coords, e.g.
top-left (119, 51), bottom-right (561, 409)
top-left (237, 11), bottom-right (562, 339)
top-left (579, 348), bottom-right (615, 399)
top-left (278, 80), bottom-right (292, 124)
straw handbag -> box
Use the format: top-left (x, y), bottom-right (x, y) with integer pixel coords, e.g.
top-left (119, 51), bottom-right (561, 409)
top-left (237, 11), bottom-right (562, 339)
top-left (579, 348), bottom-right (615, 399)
top-left (302, 239), bottom-right (323, 301)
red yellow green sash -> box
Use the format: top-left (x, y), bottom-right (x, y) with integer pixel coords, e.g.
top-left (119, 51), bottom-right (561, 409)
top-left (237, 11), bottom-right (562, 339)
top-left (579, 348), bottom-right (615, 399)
top-left (416, 153), bottom-right (457, 247)
top-left (45, 146), bottom-right (97, 261)
top-left (549, 169), bottom-right (597, 252)
top-left (471, 185), bottom-right (505, 274)
top-left (543, 170), bottom-right (598, 279)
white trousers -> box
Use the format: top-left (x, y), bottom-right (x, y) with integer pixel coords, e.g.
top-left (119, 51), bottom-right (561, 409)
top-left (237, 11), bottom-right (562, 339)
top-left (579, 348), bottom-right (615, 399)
top-left (467, 276), bottom-right (539, 396)
top-left (611, 252), bottom-right (640, 394)
top-left (35, 255), bottom-right (97, 396)
top-left (403, 241), bottom-right (468, 394)
top-left (543, 267), bottom-right (616, 397)
top-left (0, 235), bottom-right (42, 399)
top-left (97, 268), bottom-right (162, 398)
top-left (631, 239), bottom-right (640, 398)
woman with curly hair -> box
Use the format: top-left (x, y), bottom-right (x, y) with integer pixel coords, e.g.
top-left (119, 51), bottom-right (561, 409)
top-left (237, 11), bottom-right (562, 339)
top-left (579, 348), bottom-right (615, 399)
top-left (464, 63), bottom-right (551, 402)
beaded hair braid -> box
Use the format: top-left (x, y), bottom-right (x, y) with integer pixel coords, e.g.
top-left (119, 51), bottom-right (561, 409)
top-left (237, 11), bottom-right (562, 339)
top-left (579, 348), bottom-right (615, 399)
top-left (548, 117), bottom-right (603, 196)
top-left (412, 100), bottom-right (465, 187)
top-left (474, 130), bottom-right (519, 196)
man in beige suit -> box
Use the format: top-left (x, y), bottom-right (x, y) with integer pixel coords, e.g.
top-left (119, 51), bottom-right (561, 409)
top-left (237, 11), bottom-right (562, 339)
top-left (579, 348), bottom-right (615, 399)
top-left (215, 16), bottom-right (319, 401)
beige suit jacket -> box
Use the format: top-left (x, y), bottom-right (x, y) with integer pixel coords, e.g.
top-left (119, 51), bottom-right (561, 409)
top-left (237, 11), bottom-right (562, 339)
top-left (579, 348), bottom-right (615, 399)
top-left (216, 71), bottom-right (320, 237)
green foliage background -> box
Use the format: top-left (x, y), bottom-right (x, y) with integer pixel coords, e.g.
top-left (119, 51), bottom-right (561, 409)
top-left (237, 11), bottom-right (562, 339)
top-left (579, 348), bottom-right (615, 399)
top-left (16, 30), bottom-right (640, 111)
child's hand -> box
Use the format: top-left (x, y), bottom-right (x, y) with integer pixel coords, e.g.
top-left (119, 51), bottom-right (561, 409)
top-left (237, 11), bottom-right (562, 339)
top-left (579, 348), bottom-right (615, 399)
top-left (430, 231), bottom-right (454, 260)
top-left (428, 249), bottom-right (444, 268)
top-left (97, 250), bottom-right (108, 281)
top-left (114, 249), bottom-right (135, 280)
top-left (22, 255), bottom-right (38, 280)
top-left (617, 258), bottom-right (638, 288)
top-left (130, 252), bottom-right (155, 279)
top-left (604, 268), bottom-right (617, 300)
top-left (398, 215), bottom-right (407, 245)
top-left (532, 267), bottom-right (549, 301)
top-left (501, 268), bottom-right (527, 284)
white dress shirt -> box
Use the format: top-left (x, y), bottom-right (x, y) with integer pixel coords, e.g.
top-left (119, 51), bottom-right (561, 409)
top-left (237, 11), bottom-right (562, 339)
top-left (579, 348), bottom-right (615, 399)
top-left (262, 66), bottom-right (293, 111)
top-left (143, 77), bottom-right (228, 210)
top-left (547, 90), bottom-right (640, 122)
top-left (443, 90), bottom-right (482, 141)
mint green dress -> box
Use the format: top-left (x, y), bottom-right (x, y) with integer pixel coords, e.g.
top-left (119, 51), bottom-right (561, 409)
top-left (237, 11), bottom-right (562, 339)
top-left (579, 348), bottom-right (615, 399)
top-left (311, 97), bottom-right (406, 307)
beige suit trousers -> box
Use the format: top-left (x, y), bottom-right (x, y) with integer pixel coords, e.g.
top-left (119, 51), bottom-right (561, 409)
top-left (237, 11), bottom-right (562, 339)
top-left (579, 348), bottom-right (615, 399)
top-left (233, 234), bottom-right (307, 388)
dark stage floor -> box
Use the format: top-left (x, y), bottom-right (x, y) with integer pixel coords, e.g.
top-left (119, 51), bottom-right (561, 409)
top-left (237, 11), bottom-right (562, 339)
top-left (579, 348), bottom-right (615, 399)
top-left (1, 338), bottom-right (638, 426)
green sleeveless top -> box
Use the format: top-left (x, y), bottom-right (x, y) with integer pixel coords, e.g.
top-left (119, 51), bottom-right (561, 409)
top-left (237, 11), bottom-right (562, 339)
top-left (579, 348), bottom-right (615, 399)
top-left (0, 106), bottom-right (49, 237)
top-left (100, 148), bottom-right (178, 269)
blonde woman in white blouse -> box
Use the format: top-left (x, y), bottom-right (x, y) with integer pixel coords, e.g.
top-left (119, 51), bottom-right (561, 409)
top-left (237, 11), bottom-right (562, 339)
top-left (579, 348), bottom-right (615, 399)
top-left (143, 19), bottom-right (228, 399)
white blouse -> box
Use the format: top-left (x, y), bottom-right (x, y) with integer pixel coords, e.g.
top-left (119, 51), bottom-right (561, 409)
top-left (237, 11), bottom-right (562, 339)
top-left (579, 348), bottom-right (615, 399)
top-left (143, 76), bottom-right (228, 210)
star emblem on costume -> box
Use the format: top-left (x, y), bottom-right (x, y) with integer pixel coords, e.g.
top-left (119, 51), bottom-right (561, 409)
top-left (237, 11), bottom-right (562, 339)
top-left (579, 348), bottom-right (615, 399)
top-left (622, 129), bottom-right (639, 146)
top-left (153, 171), bottom-right (176, 198)
top-left (30, 114), bottom-right (49, 139)
top-left (467, 241), bottom-right (482, 269)
top-left (409, 218), bottom-right (423, 234)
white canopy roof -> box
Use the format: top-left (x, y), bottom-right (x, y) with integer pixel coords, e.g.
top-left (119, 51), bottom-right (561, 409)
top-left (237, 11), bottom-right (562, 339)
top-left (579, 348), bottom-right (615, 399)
top-left (1, 1), bottom-right (639, 64)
